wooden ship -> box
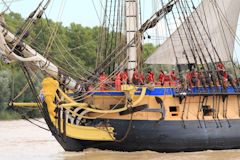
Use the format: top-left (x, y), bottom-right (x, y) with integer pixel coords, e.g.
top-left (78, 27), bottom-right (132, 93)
top-left (1, 0), bottom-right (240, 152)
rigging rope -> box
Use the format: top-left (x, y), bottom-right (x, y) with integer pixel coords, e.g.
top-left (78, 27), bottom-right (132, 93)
top-left (183, 0), bottom-right (223, 89)
top-left (0, 0), bottom-right (14, 13)
top-left (43, 0), bottom-right (66, 57)
top-left (170, 0), bottom-right (191, 69)
top-left (161, 0), bottom-right (184, 89)
top-left (175, 0), bottom-right (209, 88)
top-left (210, 1), bottom-right (239, 85)
top-left (178, 0), bottom-right (213, 88)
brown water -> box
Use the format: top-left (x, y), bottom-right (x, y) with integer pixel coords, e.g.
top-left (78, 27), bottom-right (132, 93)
top-left (1, 120), bottom-right (240, 160)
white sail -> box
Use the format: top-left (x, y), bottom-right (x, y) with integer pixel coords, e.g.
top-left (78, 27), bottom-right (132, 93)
top-left (145, 0), bottom-right (240, 65)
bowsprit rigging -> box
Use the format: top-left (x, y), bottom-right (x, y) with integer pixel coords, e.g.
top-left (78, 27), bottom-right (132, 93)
top-left (1, 0), bottom-right (240, 153)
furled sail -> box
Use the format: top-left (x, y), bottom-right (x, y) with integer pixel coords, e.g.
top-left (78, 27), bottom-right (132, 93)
top-left (145, 0), bottom-right (240, 65)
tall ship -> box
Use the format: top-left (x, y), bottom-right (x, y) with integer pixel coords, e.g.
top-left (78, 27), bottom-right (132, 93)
top-left (1, 0), bottom-right (240, 152)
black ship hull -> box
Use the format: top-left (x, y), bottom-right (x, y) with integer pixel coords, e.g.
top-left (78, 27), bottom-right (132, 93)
top-left (43, 104), bottom-right (240, 152)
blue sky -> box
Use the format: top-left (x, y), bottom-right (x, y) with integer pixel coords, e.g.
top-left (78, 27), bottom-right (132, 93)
top-left (1, 0), bottom-right (240, 60)
top-left (3, 0), bottom-right (156, 26)
top-left (3, 0), bottom-right (101, 26)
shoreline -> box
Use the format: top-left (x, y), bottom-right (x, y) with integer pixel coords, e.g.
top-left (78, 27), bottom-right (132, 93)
top-left (0, 110), bottom-right (21, 120)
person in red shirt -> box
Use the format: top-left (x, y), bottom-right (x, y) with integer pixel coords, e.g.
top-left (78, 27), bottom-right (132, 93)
top-left (216, 63), bottom-right (231, 87)
top-left (191, 69), bottom-right (198, 87)
top-left (158, 69), bottom-right (165, 86)
top-left (170, 69), bottom-right (177, 81)
top-left (217, 63), bottom-right (225, 71)
top-left (223, 71), bottom-right (229, 87)
top-left (216, 62), bottom-right (226, 76)
top-left (133, 68), bottom-right (139, 85)
top-left (186, 70), bottom-right (192, 89)
top-left (115, 72), bottom-right (122, 91)
top-left (147, 69), bottom-right (154, 83)
top-left (139, 71), bottom-right (145, 85)
top-left (170, 69), bottom-right (177, 86)
top-left (99, 71), bottom-right (107, 91)
top-left (121, 69), bottom-right (128, 84)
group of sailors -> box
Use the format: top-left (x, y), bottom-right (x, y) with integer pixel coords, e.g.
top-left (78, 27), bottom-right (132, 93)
top-left (97, 63), bottom-right (237, 91)
top-left (97, 68), bottom-right (177, 91)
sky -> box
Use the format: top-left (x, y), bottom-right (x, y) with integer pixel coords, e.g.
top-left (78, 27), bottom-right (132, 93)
top-left (1, 0), bottom-right (240, 60)
top-left (2, 0), bottom-right (158, 26)
top-left (2, 0), bottom-right (101, 26)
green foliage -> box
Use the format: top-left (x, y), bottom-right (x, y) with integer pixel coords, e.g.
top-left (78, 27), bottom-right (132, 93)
top-left (143, 43), bottom-right (156, 60)
top-left (0, 70), bottom-right (11, 111)
top-left (0, 110), bottom-right (21, 120)
top-left (4, 12), bottom-right (24, 33)
top-left (66, 23), bottom-right (97, 68)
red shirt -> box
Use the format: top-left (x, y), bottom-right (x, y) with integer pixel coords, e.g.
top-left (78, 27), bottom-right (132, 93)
top-left (223, 72), bottom-right (228, 79)
top-left (217, 63), bottom-right (225, 71)
top-left (99, 74), bottom-right (107, 91)
top-left (147, 72), bottom-right (154, 83)
top-left (115, 73), bottom-right (122, 90)
top-left (159, 72), bottom-right (165, 83)
top-left (99, 74), bottom-right (107, 82)
top-left (115, 73), bottom-right (121, 82)
top-left (133, 70), bottom-right (139, 81)
top-left (164, 75), bottom-right (170, 82)
top-left (121, 71), bottom-right (128, 82)
top-left (186, 72), bottom-right (192, 81)
top-left (170, 71), bottom-right (177, 81)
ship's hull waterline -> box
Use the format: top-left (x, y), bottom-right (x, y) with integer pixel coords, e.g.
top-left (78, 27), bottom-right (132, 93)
top-left (42, 85), bottom-right (240, 152)
top-left (44, 108), bottom-right (240, 152)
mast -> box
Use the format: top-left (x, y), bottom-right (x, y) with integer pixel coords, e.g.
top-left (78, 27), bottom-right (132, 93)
top-left (125, 0), bottom-right (139, 81)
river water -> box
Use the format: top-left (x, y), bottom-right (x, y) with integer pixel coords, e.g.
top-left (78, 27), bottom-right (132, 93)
top-left (1, 120), bottom-right (240, 160)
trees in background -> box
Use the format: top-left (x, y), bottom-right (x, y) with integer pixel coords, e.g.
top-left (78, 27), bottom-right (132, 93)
top-left (0, 12), bottom-right (157, 119)
top-left (0, 70), bottom-right (11, 111)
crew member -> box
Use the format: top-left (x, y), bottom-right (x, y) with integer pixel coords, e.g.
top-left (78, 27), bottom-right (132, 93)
top-left (121, 69), bottom-right (128, 84)
top-left (191, 69), bottom-right (198, 87)
top-left (133, 68), bottom-right (139, 85)
top-left (147, 69), bottom-right (154, 83)
top-left (216, 63), bottom-right (230, 87)
top-left (115, 72), bottom-right (122, 91)
top-left (170, 69), bottom-right (177, 86)
top-left (186, 70), bottom-right (192, 89)
top-left (216, 62), bottom-right (226, 76)
top-left (99, 71), bottom-right (107, 91)
top-left (198, 69), bottom-right (206, 88)
top-left (158, 69), bottom-right (165, 86)
top-left (223, 71), bottom-right (229, 87)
